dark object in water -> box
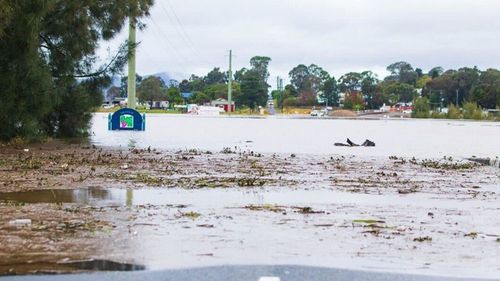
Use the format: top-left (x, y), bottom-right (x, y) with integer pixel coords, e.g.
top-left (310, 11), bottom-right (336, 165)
top-left (334, 142), bottom-right (350, 147)
top-left (335, 139), bottom-right (376, 147)
top-left (347, 138), bottom-right (359, 147)
top-left (361, 139), bottom-right (376, 147)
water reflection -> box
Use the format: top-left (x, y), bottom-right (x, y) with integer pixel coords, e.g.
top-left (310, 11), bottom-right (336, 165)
top-left (0, 188), bottom-right (489, 209)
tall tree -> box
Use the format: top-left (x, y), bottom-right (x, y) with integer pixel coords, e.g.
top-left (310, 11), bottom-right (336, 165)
top-left (178, 79), bottom-right (191, 93)
top-left (339, 72), bottom-right (362, 94)
top-left (0, 0), bottom-right (153, 140)
top-left (239, 70), bottom-right (268, 109)
top-left (137, 76), bottom-right (167, 106)
top-left (470, 69), bottom-right (500, 109)
top-left (360, 71), bottom-right (380, 109)
top-left (250, 56), bottom-right (272, 83)
top-left (428, 66), bottom-right (444, 79)
top-left (204, 67), bottom-right (227, 85)
top-left (386, 61), bottom-right (418, 85)
top-left (319, 77), bottom-right (340, 106)
top-left (288, 64), bottom-right (330, 105)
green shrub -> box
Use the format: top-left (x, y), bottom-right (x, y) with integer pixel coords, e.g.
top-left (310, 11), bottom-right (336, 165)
top-left (446, 104), bottom-right (461, 119)
top-left (463, 102), bottom-right (483, 120)
top-left (412, 97), bottom-right (430, 118)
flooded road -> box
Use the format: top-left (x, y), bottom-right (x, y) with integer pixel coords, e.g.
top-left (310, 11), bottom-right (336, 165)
top-left (91, 113), bottom-right (500, 158)
top-left (1, 117), bottom-right (499, 278)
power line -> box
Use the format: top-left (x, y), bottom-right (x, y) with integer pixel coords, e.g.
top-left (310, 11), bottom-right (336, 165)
top-left (158, 0), bottom-right (214, 66)
top-left (147, 16), bottom-right (193, 73)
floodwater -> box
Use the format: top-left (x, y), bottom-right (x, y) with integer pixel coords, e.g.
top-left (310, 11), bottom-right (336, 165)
top-left (90, 113), bottom-right (500, 158)
top-left (0, 187), bottom-right (493, 209)
top-left (1, 186), bottom-right (499, 278)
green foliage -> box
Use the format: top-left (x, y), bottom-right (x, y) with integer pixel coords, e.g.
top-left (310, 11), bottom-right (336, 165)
top-left (0, 0), bottom-right (12, 37)
top-left (137, 76), bottom-right (167, 104)
top-left (463, 102), bottom-right (483, 120)
top-left (360, 71), bottom-right (380, 109)
top-left (0, 0), bottom-right (153, 141)
top-left (190, 91), bottom-right (210, 105)
top-left (319, 77), bottom-right (340, 106)
top-left (343, 93), bottom-right (365, 111)
top-left (204, 67), bottom-right (227, 85)
top-left (250, 56), bottom-right (272, 83)
top-left (469, 69), bottom-right (500, 109)
top-left (240, 70), bottom-right (268, 109)
top-left (382, 82), bottom-right (416, 103)
top-left (446, 104), bottom-right (461, 119)
top-left (289, 64), bottom-right (330, 103)
top-left (386, 61), bottom-right (418, 85)
top-left (412, 97), bottom-right (431, 118)
top-left (167, 87), bottom-right (183, 105)
top-left (430, 111), bottom-right (445, 119)
top-left (339, 72), bottom-right (362, 94)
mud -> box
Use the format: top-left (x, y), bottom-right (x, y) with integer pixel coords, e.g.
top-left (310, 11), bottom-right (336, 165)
top-left (0, 142), bottom-right (498, 277)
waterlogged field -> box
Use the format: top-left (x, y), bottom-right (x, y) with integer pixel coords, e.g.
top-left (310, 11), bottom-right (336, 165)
top-left (0, 115), bottom-right (498, 278)
top-left (91, 113), bottom-right (500, 158)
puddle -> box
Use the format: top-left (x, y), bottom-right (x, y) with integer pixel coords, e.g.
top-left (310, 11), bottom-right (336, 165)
top-left (0, 187), bottom-right (492, 209)
top-left (1, 260), bottom-right (145, 276)
top-left (59, 259), bottom-right (145, 272)
top-left (0, 189), bottom-right (115, 205)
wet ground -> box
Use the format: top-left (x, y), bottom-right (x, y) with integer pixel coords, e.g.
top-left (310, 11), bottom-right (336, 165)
top-left (0, 143), bottom-right (499, 278)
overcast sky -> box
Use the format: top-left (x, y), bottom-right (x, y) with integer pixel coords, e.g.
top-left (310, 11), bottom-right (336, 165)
top-left (98, 0), bottom-right (500, 86)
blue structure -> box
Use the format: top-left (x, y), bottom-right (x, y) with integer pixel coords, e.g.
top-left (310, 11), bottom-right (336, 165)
top-left (108, 108), bottom-right (146, 131)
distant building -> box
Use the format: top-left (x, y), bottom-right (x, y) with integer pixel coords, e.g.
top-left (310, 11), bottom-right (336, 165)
top-left (211, 98), bottom-right (235, 112)
top-left (148, 101), bottom-right (169, 110)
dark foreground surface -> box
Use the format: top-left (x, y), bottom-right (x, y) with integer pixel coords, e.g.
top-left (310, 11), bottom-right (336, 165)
top-left (2, 265), bottom-right (498, 281)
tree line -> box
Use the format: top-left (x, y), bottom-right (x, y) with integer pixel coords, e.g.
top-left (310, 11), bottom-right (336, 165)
top-left (115, 60), bottom-right (499, 113)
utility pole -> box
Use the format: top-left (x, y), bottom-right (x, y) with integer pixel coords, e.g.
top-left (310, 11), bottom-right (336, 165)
top-left (277, 76), bottom-right (284, 113)
top-left (227, 50), bottom-right (233, 115)
top-left (456, 89), bottom-right (459, 108)
top-left (127, 18), bottom-right (137, 110)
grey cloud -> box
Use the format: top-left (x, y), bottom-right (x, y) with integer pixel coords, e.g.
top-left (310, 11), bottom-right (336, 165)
top-left (99, 0), bottom-right (500, 83)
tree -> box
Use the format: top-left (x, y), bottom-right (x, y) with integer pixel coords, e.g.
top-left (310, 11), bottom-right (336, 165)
top-left (386, 61), bottom-right (418, 85)
top-left (0, 0), bottom-right (153, 141)
top-left (204, 67), bottom-right (227, 85)
top-left (319, 77), bottom-right (340, 106)
top-left (190, 91), bottom-right (210, 105)
top-left (166, 87), bottom-right (183, 105)
top-left (179, 79), bottom-right (191, 93)
top-left (250, 56), bottom-right (272, 82)
top-left (188, 74), bottom-right (205, 91)
top-left (234, 68), bottom-right (248, 83)
top-left (343, 93), bottom-right (365, 111)
top-left (106, 86), bottom-right (121, 101)
top-left (288, 64), bottom-right (310, 92)
top-left (428, 66), bottom-right (444, 79)
top-left (382, 82), bottom-right (416, 103)
top-left (412, 97), bottom-right (430, 118)
top-left (137, 76), bottom-right (167, 106)
top-left (121, 74), bottom-right (143, 97)
top-left (360, 71), bottom-right (380, 109)
top-left (288, 64), bottom-right (330, 105)
top-left (0, 0), bottom-right (12, 37)
top-left (339, 72), bottom-right (362, 94)
top-left (239, 70), bottom-right (268, 109)
top-left (469, 69), bottom-right (500, 109)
